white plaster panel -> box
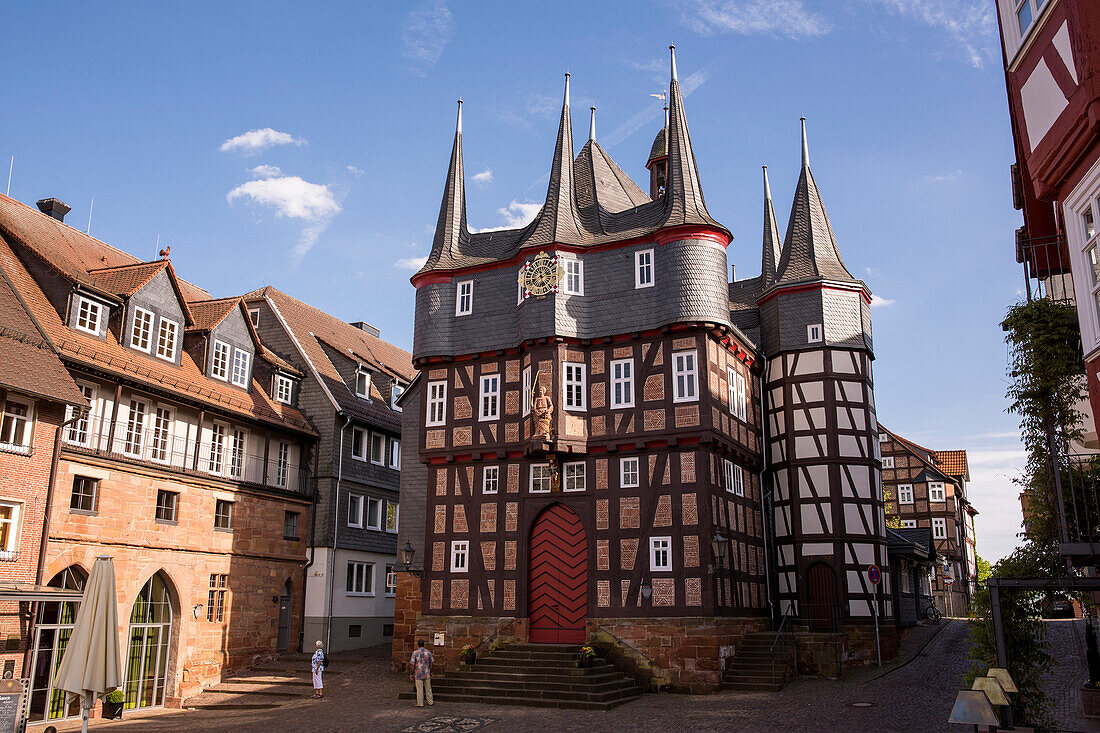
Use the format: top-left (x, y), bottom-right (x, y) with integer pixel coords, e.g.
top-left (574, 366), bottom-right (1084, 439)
top-left (840, 468), bottom-right (854, 499)
top-left (771, 441), bottom-right (785, 465)
top-left (849, 599), bottom-right (872, 617)
top-left (805, 464), bottom-right (828, 493)
top-left (842, 381), bottom-right (863, 402)
top-left (770, 411), bottom-right (785, 435)
top-left (838, 435), bottom-right (861, 457)
top-left (800, 504), bottom-right (823, 534)
top-left (847, 571), bottom-right (864, 593)
top-left (836, 408), bottom-right (852, 431)
top-left (794, 435), bottom-right (821, 459)
top-left (809, 407), bottom-right (826, 426)
top-left (780, 545), bottom-right (793, 566)
top-left (851, 410), bottom-right (866, 431)
top-left (1021, 58), bottom-right (1068, 151)
top-left (851, 467), bottom-right (872, 499)
top-left (844, 504), bottom-right (864, 534)
top-left (799, 381), bottom-right (824, 403)
top-left (832, 350), bottom-right (856, 374)
top-left (770, 388), bottom-right (784, 409)
top-left (852, 543), bottom-right (875, 566)
top-left (801, 543), bottom-right (833, 556)
top-left (793, 409), bottom-right (810, 432)
top-left (1053, 22), bottom-right (1077, 84)
top-left (793, 350), bottom-right (823, 376)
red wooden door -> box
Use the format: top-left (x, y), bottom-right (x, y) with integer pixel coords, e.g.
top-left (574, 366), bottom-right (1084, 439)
top-left (528, 504), bottom-right (588, 644)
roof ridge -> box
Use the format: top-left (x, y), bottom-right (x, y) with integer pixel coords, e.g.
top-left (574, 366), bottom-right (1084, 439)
top-left (86, 259), bottom-right (166, 273)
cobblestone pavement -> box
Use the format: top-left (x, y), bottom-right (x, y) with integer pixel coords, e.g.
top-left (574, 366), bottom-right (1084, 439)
top-left (45, 619), bottom-right (1097, 733)
top-left (1042, 619), bottom-right (1096, 733)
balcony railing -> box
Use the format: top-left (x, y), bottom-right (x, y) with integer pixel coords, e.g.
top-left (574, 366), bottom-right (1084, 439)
top-left (1053, 454), bottom-right (1100, 563)
top-left (1018, 232), bottom-right (1074, 303)
top-left (62, 415), bottom-right (309, 494)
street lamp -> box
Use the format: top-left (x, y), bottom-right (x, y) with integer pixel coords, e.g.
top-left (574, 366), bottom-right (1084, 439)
top-left (640, 580), bottom-right (653, 602)
top-left (947, 689), bottom-right (1000, 731)
top-left (400, 541), bottom-right (422, 577)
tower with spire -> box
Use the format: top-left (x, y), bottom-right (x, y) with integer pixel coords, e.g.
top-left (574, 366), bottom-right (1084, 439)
top-left (397, 47), bottom-right (889, 691)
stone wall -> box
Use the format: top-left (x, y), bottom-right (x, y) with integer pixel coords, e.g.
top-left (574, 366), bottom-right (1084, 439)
top-left (393, 606), bottom-right (526, 676)
top-left (794, 624), bottom-right (900, 678)
top-left (589, 616), bottom-right (769, 693)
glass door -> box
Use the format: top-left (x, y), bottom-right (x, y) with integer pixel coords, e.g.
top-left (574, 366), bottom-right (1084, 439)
top-left (124, 574), bottom-right (173, 710)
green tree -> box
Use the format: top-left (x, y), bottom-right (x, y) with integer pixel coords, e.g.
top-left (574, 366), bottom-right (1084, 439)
top-left (975, 555), bottom-right (992, 584)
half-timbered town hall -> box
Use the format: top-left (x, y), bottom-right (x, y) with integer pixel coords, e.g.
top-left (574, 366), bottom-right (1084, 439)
top-left (394, 47), bottom-right (891, 692)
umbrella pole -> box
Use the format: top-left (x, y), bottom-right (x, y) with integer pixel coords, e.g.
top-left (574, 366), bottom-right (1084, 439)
top-left (81, 695), bottom-right (90, 733)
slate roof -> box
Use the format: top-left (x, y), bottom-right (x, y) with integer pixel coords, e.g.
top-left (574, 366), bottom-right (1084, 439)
top-left (0, 257), bottom-right (85, 406)
top-left (243, 286), bottom-right (414, 433)
top-left (0, 193), bottom-right (210, 302)
top-left (887, 527), bottom-right (937, 561)
top-left (648, 125), bottom-right (667, 164)
top-left (0, 196), bottom-right (314, 435)
top-left (761, 166), bottom-right (782, 287)
top-left (772, 122), bottom-right (859, 288)
top-left (729, 276), bottom-right (763, 344)
top-left (416, 51), bottom-right (729, 277)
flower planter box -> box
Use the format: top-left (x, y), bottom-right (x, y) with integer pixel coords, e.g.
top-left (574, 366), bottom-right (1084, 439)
top-left (102, 701), bottom-right (124, 720)
top-left (1082, 686), bottom-right (1100, 719)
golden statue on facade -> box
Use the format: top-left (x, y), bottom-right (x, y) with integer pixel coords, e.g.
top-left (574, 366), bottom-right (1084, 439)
top-left (531, 371), bottom-right (554, 440)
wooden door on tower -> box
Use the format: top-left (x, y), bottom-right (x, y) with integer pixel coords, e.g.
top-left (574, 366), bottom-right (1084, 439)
top-left (528, 503), bottom-right (588, 644)
top-left (805, 561), bottom-right (839, 632)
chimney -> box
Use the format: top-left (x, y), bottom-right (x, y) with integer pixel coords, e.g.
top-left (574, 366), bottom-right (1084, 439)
top-left (36, 198), bottom-right (71, 222)
top-left (349, 321), bottom-right (381, 338)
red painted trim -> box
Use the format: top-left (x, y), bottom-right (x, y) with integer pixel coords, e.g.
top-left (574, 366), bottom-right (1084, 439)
top-left (410, 226), bottom-right (731, 288)
top-left (756, 280), bottom-right (872, 306)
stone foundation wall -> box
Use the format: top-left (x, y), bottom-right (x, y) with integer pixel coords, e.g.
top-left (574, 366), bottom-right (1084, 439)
top-left (391, 571), bottom-right (424, 671)
top-left (794, 624), bottom-right (901, 678)
top-left (590, 616), bottom-right (769, 693)
top-left (844, 623), bottom-right (899, 666)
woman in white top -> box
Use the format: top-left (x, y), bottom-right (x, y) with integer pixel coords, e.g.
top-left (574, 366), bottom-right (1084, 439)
top-left (311, 640), bottom-right (325, 699)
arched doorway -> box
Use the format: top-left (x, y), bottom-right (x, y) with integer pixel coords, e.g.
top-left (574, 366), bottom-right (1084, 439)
top-left (28, 566), bottom-right (86, 723)
top-left (277, 579), bottom-right (292, 652)
top-left (527, 503), bottom-right (587, 644)
top-left (124, 573), bottom-right (174, 710)
top-left (804, 561), bottom-right (839, 632)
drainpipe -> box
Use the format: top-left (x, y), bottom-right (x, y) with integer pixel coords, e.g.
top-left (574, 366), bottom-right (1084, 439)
top-left (756, 358), bottom-right (775, 623)
top-left (300, 442), bottom-right (321, 653)
top-left (325, 414), bottom-right (351, 653)
top-left (25, 408), bottom-right (87, 679)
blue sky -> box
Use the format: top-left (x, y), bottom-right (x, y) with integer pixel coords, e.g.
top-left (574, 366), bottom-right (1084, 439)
top-left (2, 1), bottom-right (1026, 561)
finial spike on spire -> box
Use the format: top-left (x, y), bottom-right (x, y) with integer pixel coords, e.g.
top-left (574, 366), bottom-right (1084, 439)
top-left (589, 106), bottom-right (596, 142)
top-left (563, 72), bottom-right (570, 108)
top-left (664, 104), bottom-right (669, 130)
top-left (800, 116), bottom-right (809, 168)
top-left (762, 165), bottom-right (772, 202)
top-left (456, 99), bottom-right (463, 135)
top-left (669, 45), bottom-right (678, 82)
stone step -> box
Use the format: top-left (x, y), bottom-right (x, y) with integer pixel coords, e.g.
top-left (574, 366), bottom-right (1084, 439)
top-left (202, 683), bottom-right (304, 696)
top-left (182, 692), bottom-right (285, 710)
top-left (224, 675), bottom-right (313, 686)
top-left (397, 689), bottom-right (644, 710)
top-left (484, 649), bottom-right (581, 661)
top-left (728, 658), bottom-right (792, 671)
top-left (722, 680), bottom-right (785, 693)
top-left (472, 657), bottom-right (596, 670)
top-left (450, 669), bottom-right (625, 685)
top-left (433, 677), bottom-right (642, 697)
top-left (506, 643), bottom-right (583, 652)
top-left (250, 665), bottom-right (343, 675)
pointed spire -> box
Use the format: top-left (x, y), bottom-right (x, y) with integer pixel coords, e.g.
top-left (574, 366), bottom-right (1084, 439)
top-left (526, 73), bottom-right (586, 246)
top-left (662, 45), bottom-right (724, 232)
top-left (423, 99), bottom-right (468, 271)
top-left (761, 166), bottom-right (781, 286)
top-left (589, 106), bottom-right (596, 142)
top-left (773, 118), bottom-right (857, 286)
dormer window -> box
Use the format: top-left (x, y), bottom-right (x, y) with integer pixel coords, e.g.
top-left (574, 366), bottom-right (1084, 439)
top-left (456, 280), bottom-right (473, 316)
top-left (74, 296), bottom-right (103, 335)
top-left (391, 382), bottom-right (404, 411)
top-left (355, 368), bottom-right (372, 399)
top-left (231, 349), bottom-right (252, 388)
top-left (211, 340), bottom-right (231, 381)
top-left (130, 307), bottom-right (154, 352)
top-left (635, 250), bottom-right (654, 289)
top-left (274, 374), bottom-right (294, 405)
top-left (156, 319), bottom-right (179, 362)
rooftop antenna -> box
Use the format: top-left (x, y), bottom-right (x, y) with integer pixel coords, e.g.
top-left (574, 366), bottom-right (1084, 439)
top-left (86, 198), bottom-right (93, 234)
top-left (5, 156), bottom-right (12, 196)
top-left (155, 233), bottom-right (160, 260)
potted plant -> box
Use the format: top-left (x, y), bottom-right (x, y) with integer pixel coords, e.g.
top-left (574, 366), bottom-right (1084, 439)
top-left (460, 644), bottom-right (476, 666)
top-left (1083, 621), bottom-right (1100, 719)
top-left (102, 689), bottom-right (125, 719)
top-left (578, 645), bottom-right (599, 668)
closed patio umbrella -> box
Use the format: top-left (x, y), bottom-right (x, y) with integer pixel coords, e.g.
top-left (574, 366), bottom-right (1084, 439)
top-left (54, 556), bottom-right (121, 733)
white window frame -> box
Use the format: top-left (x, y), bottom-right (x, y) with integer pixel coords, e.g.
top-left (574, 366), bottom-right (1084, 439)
top-left (229, 428), bottom-right (247, 479)
top-left (0, 398), bottom-right (33, 452)
top-left (672, 350), bottom-right (698, 403)
top-left (121, 399), bottom-right (146, 457)
top-left (620, 457), bottom-right (640, 488)
top-left (391, 382), bottom-right (404, 412)
top-left (610, 358), bottom-right (634, 409)
top-left (231, 349), bottom-right (251, 388)
top-left (728, 367), bottom-right (746, 421)
top-left (882, 456), bottom-right (894, 469)
top-left (156, 318), bottom-right (179, 361)
top-left (389, 438), bottom-right (401, 469)
top-left (456, 280), bottom-right (473, 316)
top-left (878, 432), bottom-right (889, 443)
top-left (530, 464), bottom-right (552, 493)
top-left (932, 517), bottom-right (948, 540)
top-left (901, 519), bottom-right (917, 529)
top-left (898, 484), bottom-right (914, 504)
top-left (248, 307), bottom-right (260, 326)
top-left (522, 367), bottom-right (532, 417)
top-left (564, 258), bottom-right (583, 295)
top-left (562, 362), bottom-right (586, 411)
top-left (348, 493), bottom-right (364, 528)
top-left (1064, 163), bottom-right (1100, 354)
top-left (355, 368), bottom-right (372, 399)
top-left (385, 501), bottom-right (399, 534)
top-left (483, 465), bottom-right (499, 494)
top-left (0, 501), bottom-right (21, 560)
top-left (649, 536), bottom-right (672, 572)
top-left (130, 307), bottom-right (154, 353)
top-left (385, 565), bottom-right (397, 597)
top-left (275, 441), bottom-right (290, 488)
top-left (807, 324), bottom-right (823, 343)
top-left (208, 422), bottom-right (227, 474)
top-left (563, 462), bottom-right (586, 492)
top-left (479, 374), bottom-right (500, 421)
top-left (427, 381), bottom-right (447, 426)
top-left (211, 340), bottom-right (231, 381)
top-left (370, 432), bottom-right (385, 466)
top-left (274, 374), bottom-right (294, 404)
top-left (65, 384), bottom-right (96, 447)
top-left (635, 249), bottom-right (654, 289)
top-left (74, 296), bottom-right (103, 335)
top-left (346, 561), bottom-right (374, 596)
top-left (724, 459), bottom-right (743, 496)
top-left (450, 540), bottom-right (469, 573)
top-left (351, 426), bottom-right (368, 462)
top-left (150, 406), bottom-right (172, 463)
top-left (366, 496), bottom-right (382, 531)
top-left (929, 482), bottom-right (946, 502)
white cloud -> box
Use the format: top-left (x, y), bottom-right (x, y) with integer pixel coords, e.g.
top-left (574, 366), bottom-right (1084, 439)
top-left (681, 0), bottom-right (832, 39)
top-left (249, 164), bottom-right (282, 178)
top-left (226, 173), bottom-right (341, 264)
top-left (924, 169), bottom-right (963, 183)
top-left (471, 168), bottom-right (494, 185)
top-left (526, 94), bottom-right (558, 118)
top-left (395, 256), bottom-right (429, 271)
top-left (220, 128), bottom-right (306, 156)
top-left (870, 294), bottom-right (895, 307)
top-left (346, 165), bottom-right (365, 178)
top-left (402, 0), bottom-right (455, 77)
top-left (865, 0), bottom-right (996, 68)
top-left (473, 200), bottom-right (542, 232)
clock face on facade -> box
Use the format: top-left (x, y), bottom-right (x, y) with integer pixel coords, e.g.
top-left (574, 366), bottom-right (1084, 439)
top-left (519, 251), bottom-right (564, 299)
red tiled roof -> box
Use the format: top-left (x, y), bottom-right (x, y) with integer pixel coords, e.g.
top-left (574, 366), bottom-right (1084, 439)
top-left (0, 231), bottom-right (315, 437)
top-left (934, 450), bottom-right (969, 480)
top-left (86, 261), bottom-right (168, 297)
top-left (245, 286), bottom-right (413, 432)
top-left (188, 297), bottom-right (240, 332)
top-left (0, 193), bottom-right (210, 302)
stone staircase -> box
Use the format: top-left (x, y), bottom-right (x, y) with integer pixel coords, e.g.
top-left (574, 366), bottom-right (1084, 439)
top-left (722, 632), bottom-right (796, 692)
top-left (398, 643), bottom-right (647, 710)
top-left (183, 653), bottom-right (345, 710)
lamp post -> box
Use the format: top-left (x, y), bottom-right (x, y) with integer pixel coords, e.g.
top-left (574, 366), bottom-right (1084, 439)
top-left (400, 541), bottom-right (422, 577)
